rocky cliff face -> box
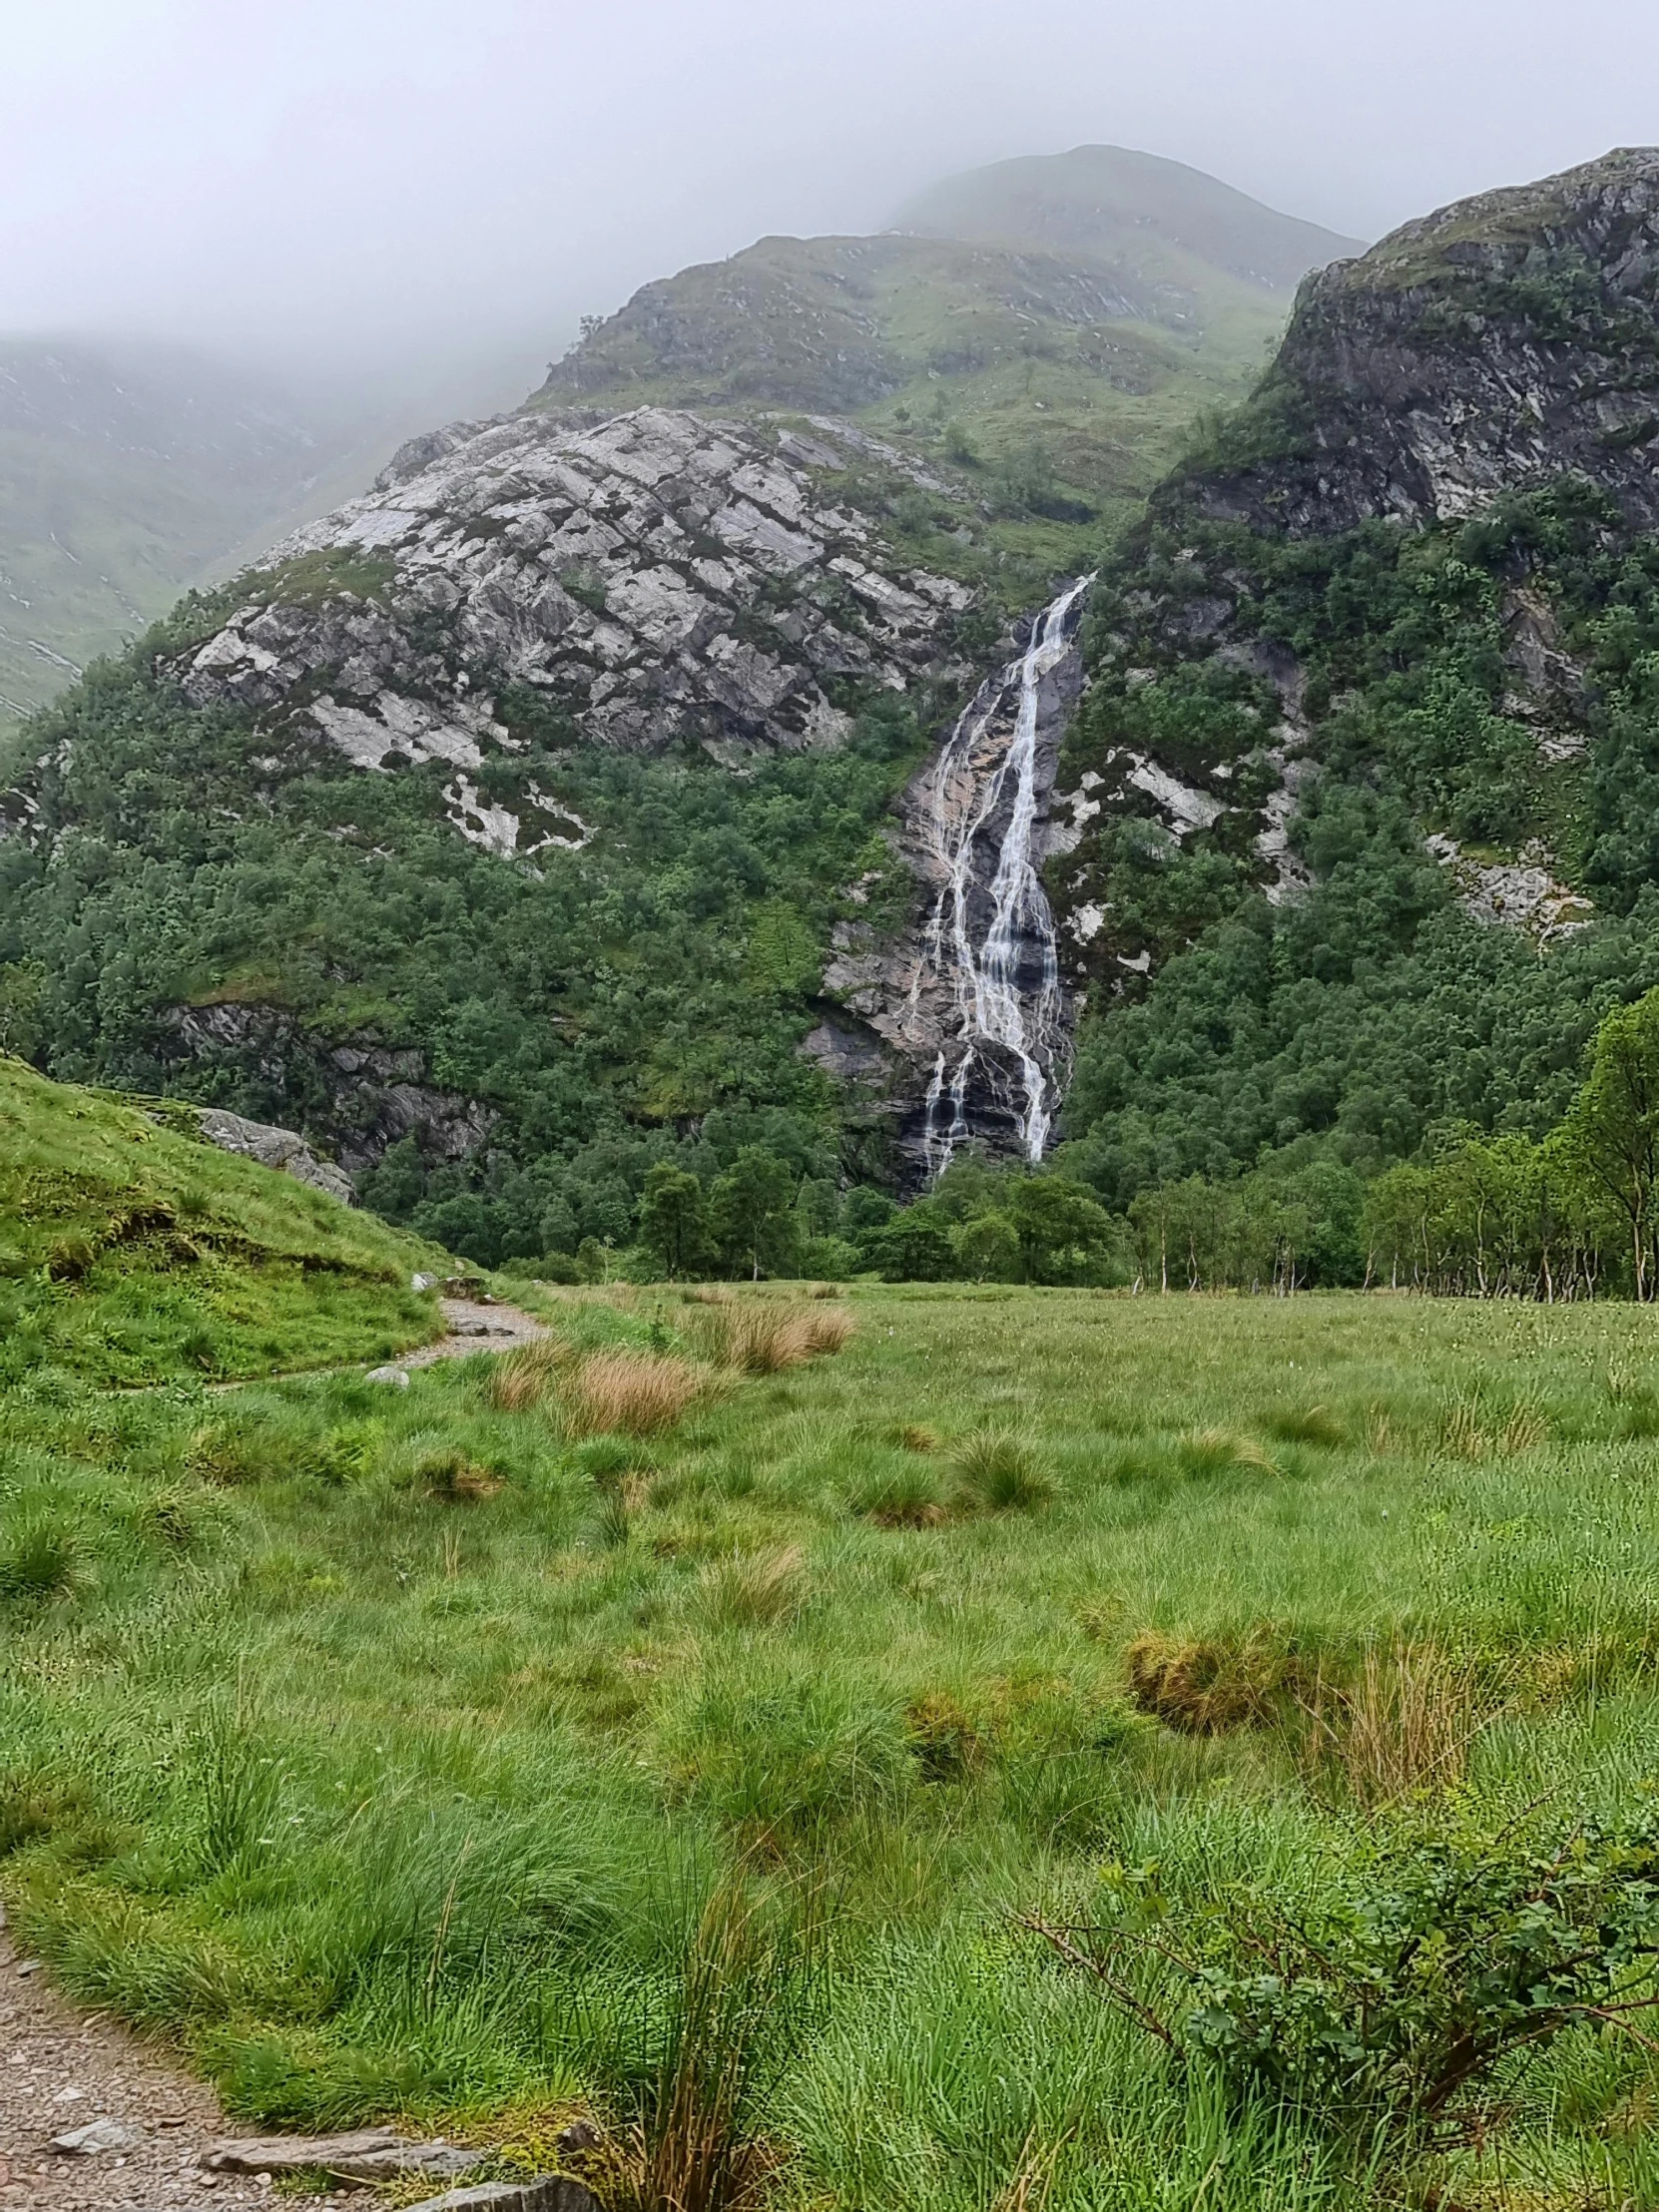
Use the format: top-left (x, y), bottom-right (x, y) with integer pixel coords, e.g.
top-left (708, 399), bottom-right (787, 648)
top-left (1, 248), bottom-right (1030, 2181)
top-left (1047, 150), bottom-right (1659, 1004)
top-left (1172, 147), bottom-right (1659, 537)
top-left (181, 405), bottom-right (975, 808)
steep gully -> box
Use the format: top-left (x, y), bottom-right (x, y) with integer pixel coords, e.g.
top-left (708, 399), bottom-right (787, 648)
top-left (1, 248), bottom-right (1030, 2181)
top-left (821, 575), bottom-right (1092, 1180)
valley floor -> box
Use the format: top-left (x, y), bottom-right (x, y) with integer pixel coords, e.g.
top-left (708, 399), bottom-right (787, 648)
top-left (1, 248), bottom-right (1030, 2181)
top-left (5, 1286), bottom-right (1659, 2209)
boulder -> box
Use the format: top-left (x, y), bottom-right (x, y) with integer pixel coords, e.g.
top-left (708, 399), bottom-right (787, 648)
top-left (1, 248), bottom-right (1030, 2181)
top-left (197, 1107), bottom-right (355, 1205)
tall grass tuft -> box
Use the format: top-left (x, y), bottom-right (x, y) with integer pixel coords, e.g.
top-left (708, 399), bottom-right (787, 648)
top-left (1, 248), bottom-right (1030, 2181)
top-left (1301, 1642), bottom-right (1490, 1807)
top-left (1440, 1390), bottom-right (1547, 1459)
top-left (0, 1515), bottom-right (79, 1605)
top-left (565, 1349), bottom-right (712, 1437)
top-left (689, 1302), bottom-right (855, 1376)
top-left (1125, 1628), bottom-right (1291, 1735)
top-left (847, 1459), bottom-right (948, 1528)
top-left (1263, 1404), bottom-right (1344, 1448)
top-left (698, 1546), bottom-right (807, 1630)
top-left (615, 1883), bottom-right (809, 2212)
top-left (950, 1429), bottom-right (1052, 1513)
top-left (486, 1337), bottom-right (569, 1412)
top-left (1173, 1428), bottom-right (1280, 1480)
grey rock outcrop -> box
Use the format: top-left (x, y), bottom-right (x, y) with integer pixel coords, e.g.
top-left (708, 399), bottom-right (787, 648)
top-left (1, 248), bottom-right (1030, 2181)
top-left (206, 2129), bottom-right (479, 2182)
top-left (401, 2180), bottom-right (597, 2212)
top-left (1175, 147), bottom-right (1659, 537)
top-left (179, 406), bottom-right (974, 821)
top-left (197, 1108), bottom-right (355, 1204)
top-left (1047, 152), bottom-right (1659, 992)
top-left (167, 1004), bottom-right (493, 1173)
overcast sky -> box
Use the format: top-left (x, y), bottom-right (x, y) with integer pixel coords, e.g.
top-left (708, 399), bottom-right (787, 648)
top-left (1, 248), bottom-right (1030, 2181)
top-left (4, 0), bottom-right (1657, 408)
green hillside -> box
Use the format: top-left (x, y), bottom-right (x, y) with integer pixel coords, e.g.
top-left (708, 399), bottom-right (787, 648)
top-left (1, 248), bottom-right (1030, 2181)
top-left (0, 1055), bottom-right (442, 1385)
top-left (538, 148), bottom-right (1361, 536)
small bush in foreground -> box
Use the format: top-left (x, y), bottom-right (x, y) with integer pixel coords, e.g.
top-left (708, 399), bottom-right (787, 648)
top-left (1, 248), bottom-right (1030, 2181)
top-left (1027, 1810), bottom-right (1659, 2148)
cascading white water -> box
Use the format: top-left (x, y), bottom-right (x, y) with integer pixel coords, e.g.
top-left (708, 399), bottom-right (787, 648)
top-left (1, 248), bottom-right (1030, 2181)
top-left (914, 574), bottom-right (1094, 1180)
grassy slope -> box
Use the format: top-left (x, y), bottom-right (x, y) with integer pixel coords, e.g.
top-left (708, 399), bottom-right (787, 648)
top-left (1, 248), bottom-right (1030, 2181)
top-left (537, 149), bottom-right (1365, 551)
top-left (3, 1284), bottom-right (1658, 2204)
top-left (0, 1055), bottom-right (445, 1383)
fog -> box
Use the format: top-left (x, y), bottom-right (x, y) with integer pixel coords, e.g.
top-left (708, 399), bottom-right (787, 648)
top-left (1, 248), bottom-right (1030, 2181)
top-left (4, 0), bottom-right (1659, 415)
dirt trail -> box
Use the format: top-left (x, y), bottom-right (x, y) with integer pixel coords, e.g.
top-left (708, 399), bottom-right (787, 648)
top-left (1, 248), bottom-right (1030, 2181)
top-left (400, 1297), bottom-right (550, 1367)
top-left (0, 1926), bottom-right (349, 2211)
top-left (5, 1303), bottom-right (553, 2202)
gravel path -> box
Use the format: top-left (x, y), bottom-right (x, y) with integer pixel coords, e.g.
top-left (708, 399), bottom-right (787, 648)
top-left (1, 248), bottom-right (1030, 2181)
top-left (400, 1298), bottom-right (550, 1367)
top-left (0, 1925), bottom-right (348, 2211)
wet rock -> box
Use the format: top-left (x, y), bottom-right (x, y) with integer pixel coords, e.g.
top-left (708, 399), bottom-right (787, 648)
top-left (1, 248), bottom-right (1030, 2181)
top-left (1169, 149), bottom-right (1659, 539)
top-left (178, 407), bottom-right (973, 772)
top-left (163, 1003), bottom-right (494, 1174)
top-left (824, 581), bottom-right (1091, 1180)
top-left (401, 2180), bottom-right (598, 2212)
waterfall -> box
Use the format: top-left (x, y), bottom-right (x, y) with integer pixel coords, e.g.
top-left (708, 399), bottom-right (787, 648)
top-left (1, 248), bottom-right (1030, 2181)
top-left (914, 574), bottom-right (1094, 1181)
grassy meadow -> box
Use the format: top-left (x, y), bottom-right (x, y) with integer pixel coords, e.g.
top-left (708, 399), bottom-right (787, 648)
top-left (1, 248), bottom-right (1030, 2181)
top-left (7, 1281), bottom-right (1659, 2209)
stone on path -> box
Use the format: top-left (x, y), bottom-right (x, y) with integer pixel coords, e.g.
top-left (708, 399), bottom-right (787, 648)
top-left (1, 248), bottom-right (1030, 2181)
top-left (401, 2178), bottom-right (599, 2212)
top-left (51, 2116), bottom-right (144, 2154)
top-left (205, 2127), bottom-right (480, 2180)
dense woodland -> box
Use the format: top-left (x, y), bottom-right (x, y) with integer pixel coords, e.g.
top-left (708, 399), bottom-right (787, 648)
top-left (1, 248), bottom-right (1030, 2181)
top-left (8, 458), bottom-right (1659, 1294)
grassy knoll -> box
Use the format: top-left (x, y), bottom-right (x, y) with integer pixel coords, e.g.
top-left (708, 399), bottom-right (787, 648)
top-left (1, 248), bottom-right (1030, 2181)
top-left (0, 1056), bottom-right (443, 1384)
top-left (6, 1284), bottom-right (1659, 2208)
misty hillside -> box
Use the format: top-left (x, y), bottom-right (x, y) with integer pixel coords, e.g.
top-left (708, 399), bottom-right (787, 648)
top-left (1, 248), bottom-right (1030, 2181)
top-left (537, 145), bottom-right (1363, 533)
top-left (0, 339), bottom-right (339, 733)
top-left (892, 143), bottom-right (1366, 295)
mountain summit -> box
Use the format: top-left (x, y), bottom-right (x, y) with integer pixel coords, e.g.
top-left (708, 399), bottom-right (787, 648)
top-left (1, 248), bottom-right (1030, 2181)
top-left (891, 143), bottom-right (1366, 295)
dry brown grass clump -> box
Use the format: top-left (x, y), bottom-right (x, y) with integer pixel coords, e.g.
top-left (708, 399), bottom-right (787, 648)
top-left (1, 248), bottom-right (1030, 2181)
top-left (485, 1337), bottom-right (570, 1412)
top-left (897, 1423), bottom-right (939, 1453)
top-left (691, 1301), bottom-right (855, 1375)
top-left (1300, 1642), bottom-right (1491, 1806)
top-left (1125, 1627), bottom-right (1294, 1735)
top-left (564, 1348), bottom-right (712, 1437)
